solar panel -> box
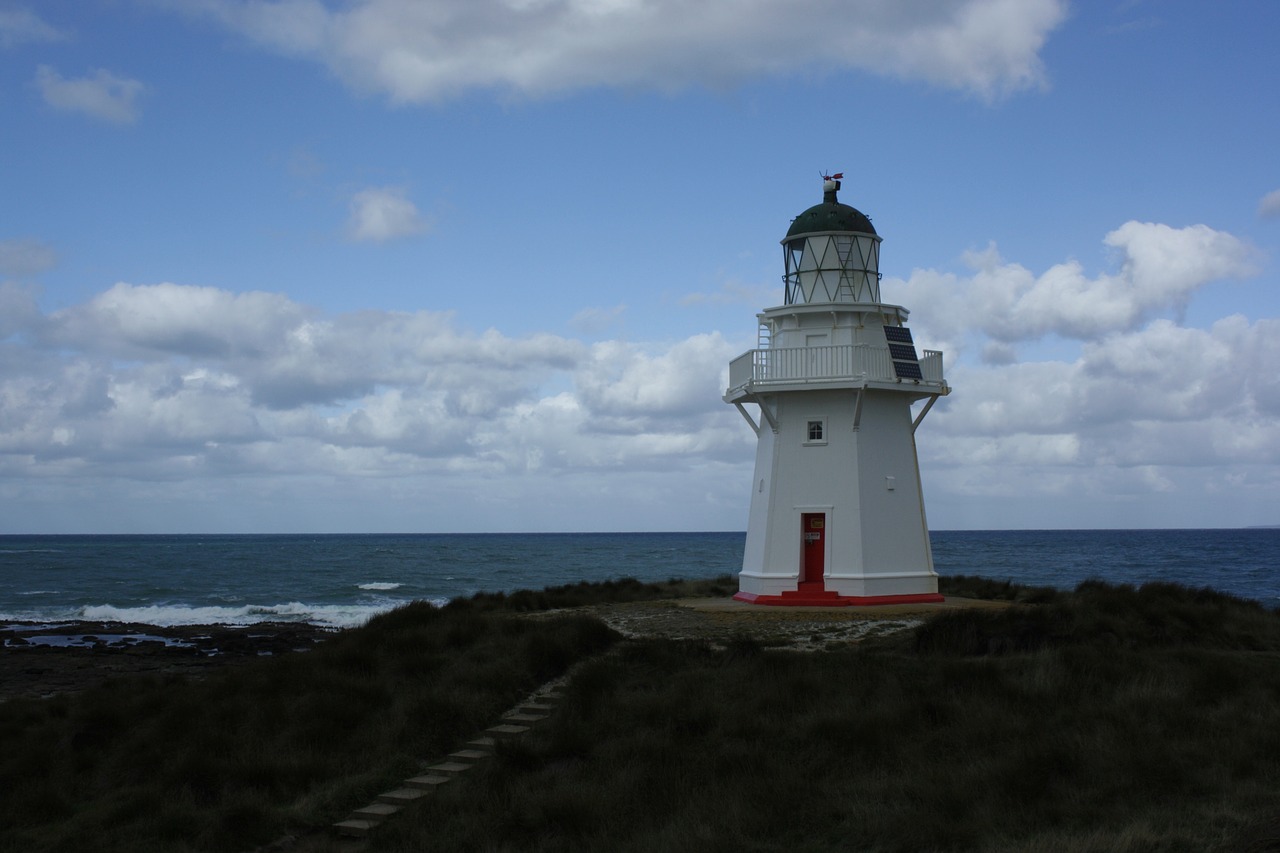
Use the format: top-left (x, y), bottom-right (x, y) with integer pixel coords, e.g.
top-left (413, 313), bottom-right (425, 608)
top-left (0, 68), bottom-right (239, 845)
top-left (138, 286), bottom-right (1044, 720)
top-left (893, 360), bottom-right (924, 380)
top-left (888, 343), bottom-right (919, 362)
top-left (883, 326), bottom-right (914, 344)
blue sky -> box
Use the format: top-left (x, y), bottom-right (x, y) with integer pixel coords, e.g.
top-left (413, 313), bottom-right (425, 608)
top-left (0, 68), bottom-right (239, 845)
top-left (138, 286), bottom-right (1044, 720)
top-left (2, 0), bottom-right (1278, 533)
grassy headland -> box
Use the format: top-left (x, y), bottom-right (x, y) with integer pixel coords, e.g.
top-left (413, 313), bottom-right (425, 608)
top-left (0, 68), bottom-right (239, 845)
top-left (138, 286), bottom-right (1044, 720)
top-left (0, 595), bottom-right (622, 853)
top-left (4, 575), bottom-right (1280, 852)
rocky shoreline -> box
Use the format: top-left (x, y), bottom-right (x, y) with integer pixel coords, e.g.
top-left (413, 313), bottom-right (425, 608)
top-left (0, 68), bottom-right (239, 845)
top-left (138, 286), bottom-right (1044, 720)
top-left (0, 620), bottom-right (338, 702)
top-left (1, 596), bottom-right (998, 702)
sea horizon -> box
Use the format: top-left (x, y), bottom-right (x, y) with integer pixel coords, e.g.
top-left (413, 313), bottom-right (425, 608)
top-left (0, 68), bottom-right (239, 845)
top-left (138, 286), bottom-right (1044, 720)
top-left (4, 525), bottom-right (1278, 536)
top-left (2, 529), bottom-right (1277, 629)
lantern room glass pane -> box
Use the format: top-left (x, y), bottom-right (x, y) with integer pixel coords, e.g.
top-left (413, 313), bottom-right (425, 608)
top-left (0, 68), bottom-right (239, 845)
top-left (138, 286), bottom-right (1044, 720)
top-left (798, 238), bottom-right (821, 271)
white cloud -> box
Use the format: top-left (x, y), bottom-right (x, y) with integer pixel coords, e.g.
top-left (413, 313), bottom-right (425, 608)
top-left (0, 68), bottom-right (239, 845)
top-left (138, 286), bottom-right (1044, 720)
top-left (35, 65), bottom-right (145, 124)
top-left (0, 8), bottom-right (64, 47)
top-left (0, 281), bottom-right (42, 341)
top-left (0, 238), bottom-right (57, 276)
top-left (177, 0), bottom-right (1067, 102)
top-left (923, 315), bottom-right (1280, 478)
top-left (49, 282), bottom-right (312, 358)
top-left (346, 186), bottom-right (430, 242)
top-left (576, 334), bottom-right (733, 421)
top-left (0, 280), bottom-right (743, 491)
top-left (569, 304), bottom-right (626, 334)
top-left (1259, 188), bottom-right (1280, 219)
top-left (3, 215), bottom-right (1279, 531)
top-left (897, 222), bottom-right (1259, 348)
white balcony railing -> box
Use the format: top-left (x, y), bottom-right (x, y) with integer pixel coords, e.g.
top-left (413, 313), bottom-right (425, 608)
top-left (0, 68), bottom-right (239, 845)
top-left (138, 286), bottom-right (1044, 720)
top-left (728, 344), bottom-right (945, 393)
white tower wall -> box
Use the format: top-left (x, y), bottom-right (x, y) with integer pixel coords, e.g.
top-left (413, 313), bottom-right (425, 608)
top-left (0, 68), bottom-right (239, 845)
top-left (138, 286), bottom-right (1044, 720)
top-left (738, 388), bottom-right (937, 599)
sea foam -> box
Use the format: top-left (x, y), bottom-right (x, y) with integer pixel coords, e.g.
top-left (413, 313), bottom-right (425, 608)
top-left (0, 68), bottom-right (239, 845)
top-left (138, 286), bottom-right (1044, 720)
top-left (78, 601), bottom-right (402, 629)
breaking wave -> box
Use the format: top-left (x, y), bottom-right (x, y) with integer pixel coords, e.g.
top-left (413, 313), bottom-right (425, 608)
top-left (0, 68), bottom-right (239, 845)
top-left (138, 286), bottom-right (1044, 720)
top-left (76, 601), bottom-right (413, 629)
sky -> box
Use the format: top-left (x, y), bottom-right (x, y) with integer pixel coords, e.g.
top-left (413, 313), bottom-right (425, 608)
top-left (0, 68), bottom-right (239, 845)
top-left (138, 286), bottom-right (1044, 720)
top-left (2, 0), bottom-right (1278, 534)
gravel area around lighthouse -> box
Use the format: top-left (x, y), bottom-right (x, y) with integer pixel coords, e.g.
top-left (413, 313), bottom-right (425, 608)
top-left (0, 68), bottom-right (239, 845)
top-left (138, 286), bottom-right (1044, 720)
top-left (538, 595), bottom-right (1008, 651)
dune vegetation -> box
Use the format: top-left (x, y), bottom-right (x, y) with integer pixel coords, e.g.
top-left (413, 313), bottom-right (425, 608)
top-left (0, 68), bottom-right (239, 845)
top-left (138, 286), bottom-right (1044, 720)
top-left (4, 575), bottom-right (1280, 852)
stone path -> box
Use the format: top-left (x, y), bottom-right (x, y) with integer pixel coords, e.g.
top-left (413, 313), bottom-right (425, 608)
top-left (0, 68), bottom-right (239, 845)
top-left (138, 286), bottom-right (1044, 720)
top-left (329, 677), bottom-right (568, 840)
top-left (314, 595), bottom-right (1006, 845)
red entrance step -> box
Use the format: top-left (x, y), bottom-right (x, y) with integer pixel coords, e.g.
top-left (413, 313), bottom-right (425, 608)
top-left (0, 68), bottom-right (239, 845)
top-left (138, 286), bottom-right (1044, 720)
top-left (734, 587), bottom-right (944, 607)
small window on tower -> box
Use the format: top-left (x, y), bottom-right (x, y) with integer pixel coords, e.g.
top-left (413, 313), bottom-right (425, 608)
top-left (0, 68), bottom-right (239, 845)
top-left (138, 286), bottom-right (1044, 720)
top-left (805, 419), bottom-right (827, 445)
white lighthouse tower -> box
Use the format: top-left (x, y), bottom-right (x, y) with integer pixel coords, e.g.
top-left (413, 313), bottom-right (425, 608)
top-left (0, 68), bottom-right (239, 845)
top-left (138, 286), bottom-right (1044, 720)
top-left (725, 176), bottom-right (950, 605)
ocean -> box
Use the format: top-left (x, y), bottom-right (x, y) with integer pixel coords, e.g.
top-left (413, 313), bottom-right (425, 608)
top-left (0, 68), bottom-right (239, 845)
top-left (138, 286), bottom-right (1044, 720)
top-left (1, 529), bottom-right (1277, 628)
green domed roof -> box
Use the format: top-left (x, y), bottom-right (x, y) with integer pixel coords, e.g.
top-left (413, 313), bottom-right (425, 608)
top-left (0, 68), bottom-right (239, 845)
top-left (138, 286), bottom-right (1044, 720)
top-left (785, 201), bottom-right (877, 239)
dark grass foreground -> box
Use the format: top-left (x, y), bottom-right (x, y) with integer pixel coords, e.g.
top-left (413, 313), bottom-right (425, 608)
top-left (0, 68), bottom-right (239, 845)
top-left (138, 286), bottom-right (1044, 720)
top-left (0, 597), bottom-right (622, 853)
top-left (5, 575), bottom-right (1280, 852)
top-left (372, 579), bottom-right (1280, 853)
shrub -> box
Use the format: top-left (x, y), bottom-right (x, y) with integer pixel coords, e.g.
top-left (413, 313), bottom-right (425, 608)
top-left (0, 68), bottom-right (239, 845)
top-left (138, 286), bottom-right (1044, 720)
top-left (915, 579), bottom-right (1280, 657)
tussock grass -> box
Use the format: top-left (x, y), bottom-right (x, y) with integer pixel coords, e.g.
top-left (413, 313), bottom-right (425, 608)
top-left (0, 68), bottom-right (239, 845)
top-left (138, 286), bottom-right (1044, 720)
top-left (8, 576), bottom-right (1280, 852)
top-left (937, 573), bottom-right (1058, 603)
top-left (373, 579), bottom-right (1280, 853)
top-left (464, 574), bottom-right (737, 611)
top-left (916, 578), bottom-right (1280, 656)
top-left (0, 601), bottom-right (617, 853)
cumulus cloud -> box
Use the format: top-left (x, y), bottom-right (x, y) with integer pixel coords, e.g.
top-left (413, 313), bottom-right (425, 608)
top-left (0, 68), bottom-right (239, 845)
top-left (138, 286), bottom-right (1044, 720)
top-left (1259, 188), bottom-right (1280, 219)
top-left (0, 8), bottom-right (64, 47)
top-left (9, 280), bottom-right (718, 459)
top-left (576, 334), bottom-right (732, 422)
top-left (0, 277), bottom-right (749, 526)
top-left (0, 281), bottom-right (42, 340)
top-left (917, 314), bottom-right (1280, 479)
top-left (897, 222), bottom-right (1259, 348)
top-left (569, 304), bottom-right (626, 334)
top-left (0, 238), bottom-right (57, 276)
top-left (875, 221), bottom-right (1279, 527)
top-left (3, 216), bottom-right (1279, 531)
top-left (35, 65), bottom-right (145, 124)
top-left (346, 186), bottom-right (430, 242)
top-left (175, 0), bottom-right (1067, 102)
top-left (49, 282), bottom-right (312, 359)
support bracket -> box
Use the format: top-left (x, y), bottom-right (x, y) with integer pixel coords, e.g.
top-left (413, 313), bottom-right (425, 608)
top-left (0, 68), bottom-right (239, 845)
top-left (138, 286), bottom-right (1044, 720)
top-left (753, 395), bottom-right (779, 433)
top-left (912, 395), bottom-right (938, 434)
top-left (733, 402), bottom-right (761, 436)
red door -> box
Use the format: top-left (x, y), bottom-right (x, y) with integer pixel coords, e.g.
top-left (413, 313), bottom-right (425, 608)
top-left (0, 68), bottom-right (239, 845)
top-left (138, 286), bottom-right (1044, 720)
top-left (801, 513), bottom-right (825, 588)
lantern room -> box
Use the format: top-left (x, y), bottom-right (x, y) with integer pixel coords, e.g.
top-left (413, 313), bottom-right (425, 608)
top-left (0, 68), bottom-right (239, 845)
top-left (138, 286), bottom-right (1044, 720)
top-left (783, 176), bottom-right (882, 305)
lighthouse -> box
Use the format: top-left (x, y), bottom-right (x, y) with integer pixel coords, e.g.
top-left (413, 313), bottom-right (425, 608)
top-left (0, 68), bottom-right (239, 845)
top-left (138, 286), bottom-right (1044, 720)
top-left (725, 176), bottom-right (950, 605)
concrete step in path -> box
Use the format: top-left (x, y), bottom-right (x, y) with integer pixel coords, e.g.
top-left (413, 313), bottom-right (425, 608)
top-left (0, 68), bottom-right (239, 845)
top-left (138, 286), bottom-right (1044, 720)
top-left (502, 712), bottom-right (547, 725)
top-left (485, 723), bottom-right (530, 739)
top-left (519, 701), bottom-right (555, 714)
top-left (377, 788), bottom-right (430, 806)
top-left (424, 761), bottom-right (471, 777)
top-left (403, 774), bottom-right (452, 791)
top-left (465, 736), bottom-right (497, 752)
top-left (332, 678), bottom-right (571, 839)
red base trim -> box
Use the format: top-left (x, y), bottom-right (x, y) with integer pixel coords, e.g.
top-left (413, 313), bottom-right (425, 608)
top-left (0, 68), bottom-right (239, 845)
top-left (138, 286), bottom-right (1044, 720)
top-left (733, 590), bottom-right (945, 607)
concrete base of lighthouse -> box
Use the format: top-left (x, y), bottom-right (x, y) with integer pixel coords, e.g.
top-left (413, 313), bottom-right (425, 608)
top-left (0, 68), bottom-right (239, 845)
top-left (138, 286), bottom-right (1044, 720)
top-left (733, 571), bottom-right (943, 606)
top-left (733, 588), bottom-right (944, 607)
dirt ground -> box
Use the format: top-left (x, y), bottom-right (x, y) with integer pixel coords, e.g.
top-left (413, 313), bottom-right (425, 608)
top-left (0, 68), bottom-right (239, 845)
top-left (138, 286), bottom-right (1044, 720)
top-left (567, 595), bottom-right (1007, 650)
